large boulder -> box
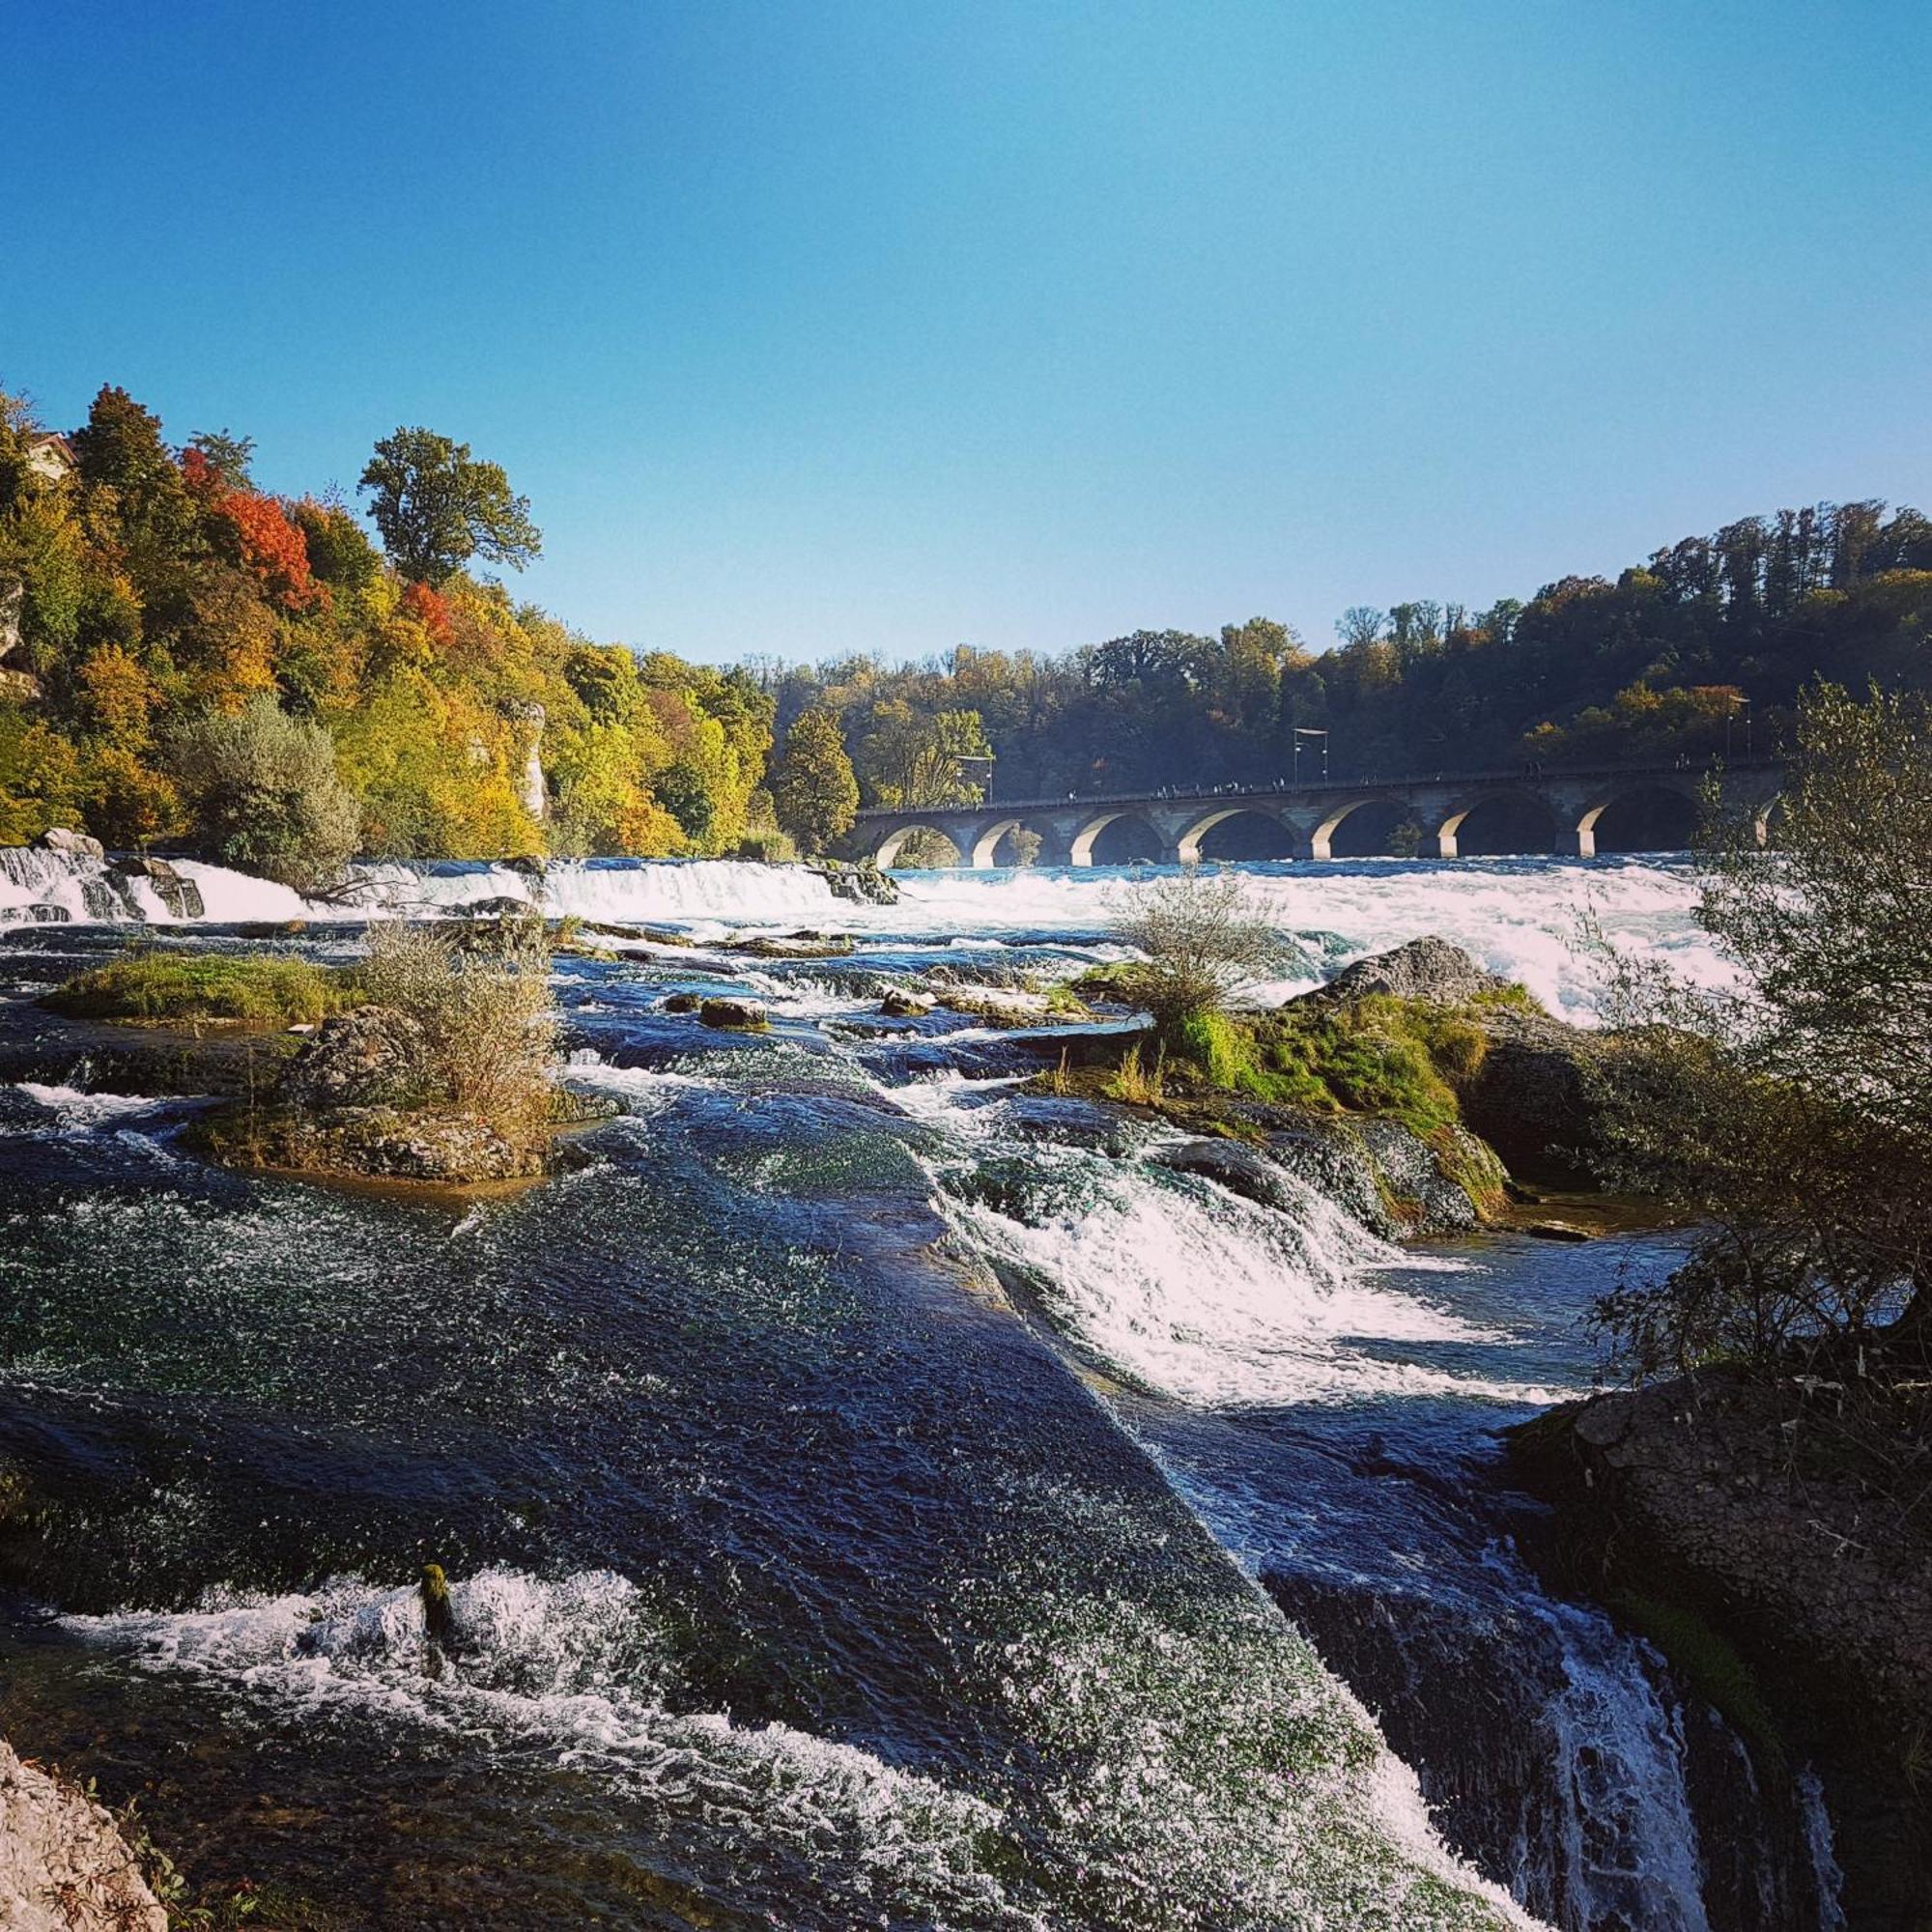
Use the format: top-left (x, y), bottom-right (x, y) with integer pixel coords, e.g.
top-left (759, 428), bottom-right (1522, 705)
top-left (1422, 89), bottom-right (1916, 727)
top-left (277, 1005), bottom-right (427, 1110)
top-left (1461, 1008), bottom-right (1605, 1179)
top-left (0, 1740), bottom-right (167, 1931)
top-left (31, 826), bottom-right (104, 864)
top-left (1315, 937), bottom-right (1509, 1006)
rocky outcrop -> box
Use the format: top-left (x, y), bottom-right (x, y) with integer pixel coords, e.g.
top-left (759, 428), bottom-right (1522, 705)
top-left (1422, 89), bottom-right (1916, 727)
top-left (277, 1005), bottom-right (426, 1109)
top-left (699, 997), bottom-right (769, 1031)
top-left (107, 855), bottom-right (205, 921)
top-left (731, 932), bottom-right (855, 959)
top-left (1296, 938), bottom-right (1610, 1182)
top-left (809, 859), bottom-right (899, 905)
top-left (1316, 936), bottom-right (1511, 1006)
top-left (1513, 1375), bottom-right (1932, 1928)
top-left (0, 1741), bottom-right (167, 1931)
top-left (206, 1102), bottom-right (548, 1180)
top-left (881, 987), bottom-right (934, 1019)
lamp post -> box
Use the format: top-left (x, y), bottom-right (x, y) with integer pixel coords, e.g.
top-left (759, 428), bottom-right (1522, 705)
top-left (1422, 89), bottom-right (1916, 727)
top-left (1293, 727), bottom-right (1329, 788)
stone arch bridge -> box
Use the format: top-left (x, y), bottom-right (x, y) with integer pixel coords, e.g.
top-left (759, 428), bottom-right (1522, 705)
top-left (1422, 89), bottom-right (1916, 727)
top-left (848, 759), bottom-right (1783, 868)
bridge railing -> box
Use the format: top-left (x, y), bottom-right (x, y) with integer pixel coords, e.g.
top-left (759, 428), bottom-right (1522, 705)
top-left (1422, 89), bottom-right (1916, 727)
top-left (850, 755), bottom-right (1781, 819)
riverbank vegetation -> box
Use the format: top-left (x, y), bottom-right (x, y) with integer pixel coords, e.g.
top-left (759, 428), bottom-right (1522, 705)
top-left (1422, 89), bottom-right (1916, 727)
top-left (1587, 685), bottom-right (1932, 1430)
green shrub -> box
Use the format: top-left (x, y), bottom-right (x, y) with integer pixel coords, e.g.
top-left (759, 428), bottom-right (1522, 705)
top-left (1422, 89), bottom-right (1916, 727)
top-left (47, 950), bottom-right (347, 1028)
top-left (734, 829), bottom-right (798, 862)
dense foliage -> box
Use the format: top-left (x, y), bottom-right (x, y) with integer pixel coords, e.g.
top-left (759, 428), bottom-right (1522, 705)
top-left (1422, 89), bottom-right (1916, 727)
top-left (0, 383), bottom-right (773, 869)
top-left (755, 505), bottom-right (1932, 802)
top-left (1590, 686), bottom-right (1932, 1405)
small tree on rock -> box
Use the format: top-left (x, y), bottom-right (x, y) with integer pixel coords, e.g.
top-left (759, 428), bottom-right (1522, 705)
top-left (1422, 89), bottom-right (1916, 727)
top-left (1110, 867), bottom-right (1287, 1040)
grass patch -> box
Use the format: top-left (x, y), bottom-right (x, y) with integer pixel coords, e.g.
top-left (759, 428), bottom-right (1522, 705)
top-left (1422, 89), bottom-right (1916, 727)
top-left (1107, 1042), bottom-right (1166, 1104)
top-left (1151, 994), bottom-right (1493, 1138)
top-left (45, 951), bottom-right (347, 1030)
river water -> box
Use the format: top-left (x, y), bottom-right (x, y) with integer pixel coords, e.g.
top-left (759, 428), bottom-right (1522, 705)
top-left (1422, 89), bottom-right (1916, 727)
top-left (0, 854), bottom-right (1845, 1928)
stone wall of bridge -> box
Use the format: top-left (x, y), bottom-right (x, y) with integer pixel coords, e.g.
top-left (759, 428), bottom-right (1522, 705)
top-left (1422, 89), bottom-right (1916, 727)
top-left (846, 763), bottom-right (1784, 868)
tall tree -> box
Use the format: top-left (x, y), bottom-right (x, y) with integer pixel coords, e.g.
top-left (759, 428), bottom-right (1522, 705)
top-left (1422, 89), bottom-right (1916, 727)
top-left (357, 427), bottom-right (541, 585)
top-left (771, 708), bottom-right (859, 853)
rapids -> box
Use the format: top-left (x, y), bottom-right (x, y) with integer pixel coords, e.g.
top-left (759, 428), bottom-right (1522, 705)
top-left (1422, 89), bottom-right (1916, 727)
top-left (0, 852), bottom-right (1842, 1928)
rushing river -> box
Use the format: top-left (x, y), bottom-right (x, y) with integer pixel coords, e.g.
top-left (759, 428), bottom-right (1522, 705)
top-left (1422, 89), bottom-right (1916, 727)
top-left (0, 854), bottom-right (1845, 1928)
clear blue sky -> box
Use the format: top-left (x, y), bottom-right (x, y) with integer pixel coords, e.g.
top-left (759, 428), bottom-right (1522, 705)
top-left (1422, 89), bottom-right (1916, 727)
top-left (8, 1), bottom-right (1928, 665)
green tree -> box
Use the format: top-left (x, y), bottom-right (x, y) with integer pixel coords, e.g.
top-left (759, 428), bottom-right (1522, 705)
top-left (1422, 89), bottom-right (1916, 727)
top-left (169, 696), bottom-right (361, 892)
top-left (1590, 684), bottom-right (1932, 1387)
top-left (187, 428), bottom-right (256, 488)
top-left (856, 701), bottom-right (991, 807)
top-left (357, 427), bottom-right (542, 585)
top-left (770, 708), bottom-right (859, 854)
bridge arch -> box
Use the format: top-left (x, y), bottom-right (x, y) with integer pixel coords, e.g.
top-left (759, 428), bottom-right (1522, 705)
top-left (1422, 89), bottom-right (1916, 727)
top-left (1571, 778), bottom-right (1702, 858)
top-left (1306, 796), bottom-right (1408, 861)
top-left (967, 816), bottom-right (1061, 867)
top-left (1070, 810), bottom-right (1169, 867)
top-left (1176, 806), bottom-right (1296, 864)
top-left (1436, 789), bottom-right (1559, 859)
top-left (871, 822), bottom-right (963, 868)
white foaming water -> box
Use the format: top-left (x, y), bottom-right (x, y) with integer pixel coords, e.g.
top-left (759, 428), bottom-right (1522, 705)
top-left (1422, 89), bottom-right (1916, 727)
top-left (64, 1566), bottom-right (1028, 1923)
top-left (894, 857), bottom-right (1729, 1024)
top-left (1797, 1769), bottom-right (1848, 1931)
top-left (2, 846), bottom-right (1727, 1025)
top-left (940, 1145), bottom-right (1562, 1407)
top-left (1537, 1605), bottom-right (1714, 1932)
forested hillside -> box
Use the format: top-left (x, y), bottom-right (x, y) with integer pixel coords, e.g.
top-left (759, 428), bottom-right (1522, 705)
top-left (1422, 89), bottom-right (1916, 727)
top-left (4, 377), bottom-right (1929, 869)
top-left (759, 502), bottom-right (1932, 810)
top-left (0, 385), bottom-right (774, 876)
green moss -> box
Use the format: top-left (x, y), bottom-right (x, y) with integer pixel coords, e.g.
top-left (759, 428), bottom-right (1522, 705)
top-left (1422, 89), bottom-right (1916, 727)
top-left (1609, 1589), bottom-right (1787, 1769)
top-left (45, 951), bottom-right (348, 1030)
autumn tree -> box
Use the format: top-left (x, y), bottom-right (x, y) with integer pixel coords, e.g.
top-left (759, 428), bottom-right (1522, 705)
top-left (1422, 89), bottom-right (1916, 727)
top-left (357, 427), bottom-right (542, 585)
top-left (771, 708), bottom-right (859, 853)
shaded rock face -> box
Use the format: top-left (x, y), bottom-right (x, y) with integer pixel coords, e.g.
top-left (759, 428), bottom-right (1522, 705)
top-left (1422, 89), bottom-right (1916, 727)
top-left (107, 855), bottom-right (205, 921)
top-left (0, 1740), bottom-right (167, 1931)
top-left (1317, 936), bottom-right (1509, 1006)
top-left (1463, 1010), bottom-right (1605, 1180)
top-left (881, 988), bottom-right (934, 1019)
top-left (278, 1006), bottom-right (427, 1110)
top-left (1514, 1378), bottom-right (1932, 1929)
